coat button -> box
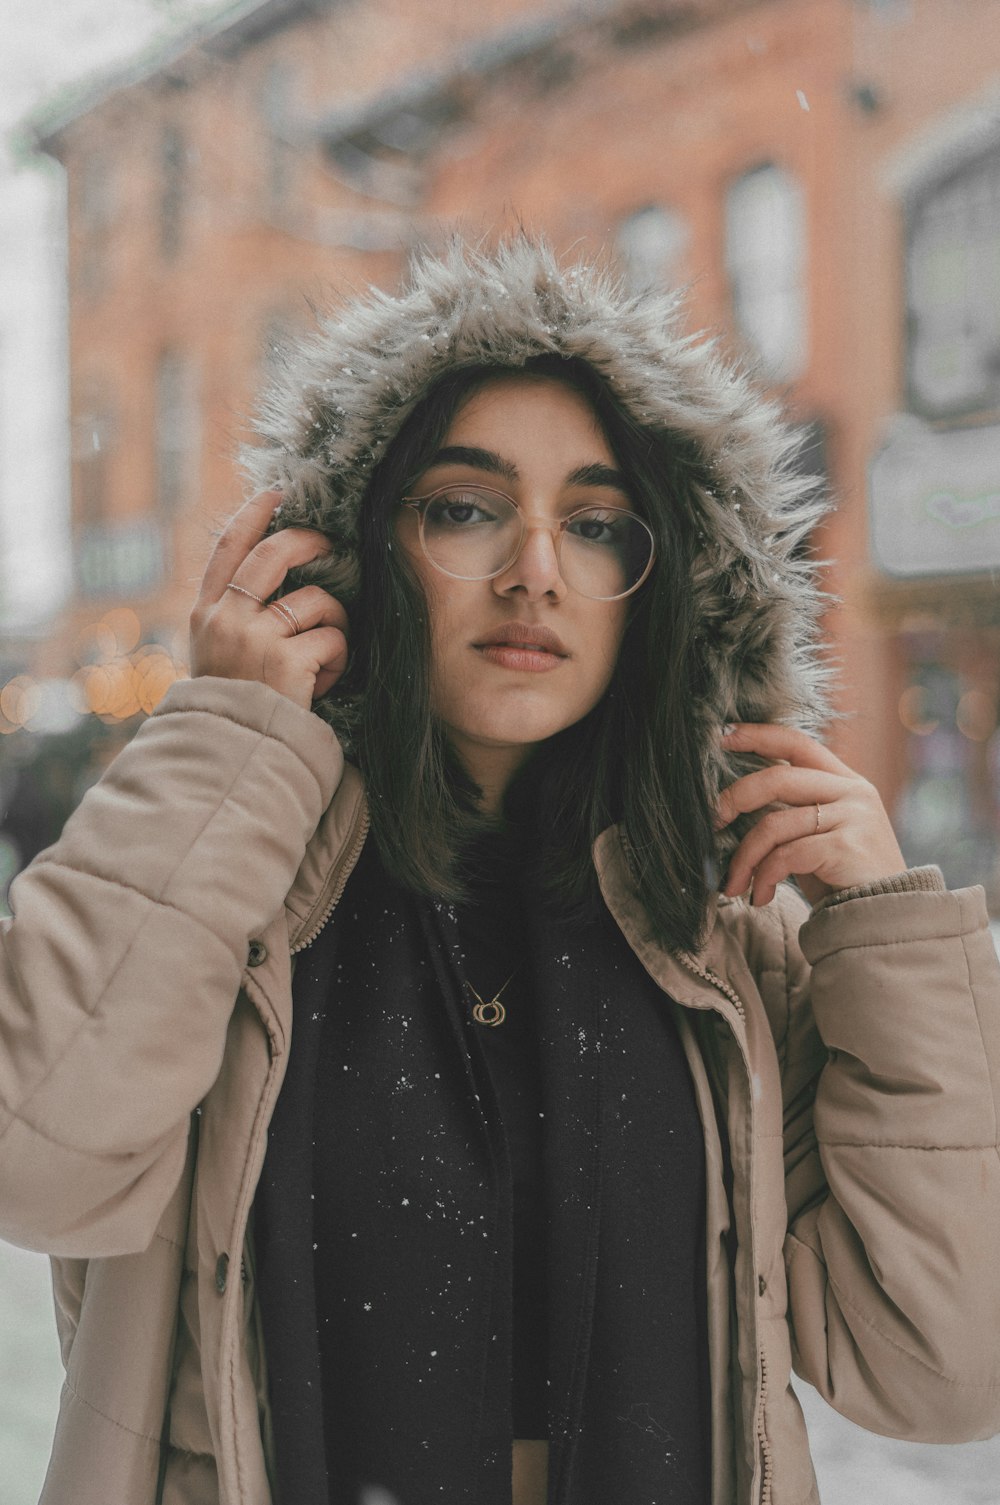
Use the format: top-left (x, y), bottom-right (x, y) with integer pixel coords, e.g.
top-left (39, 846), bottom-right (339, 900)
top-left (247, 939), bottom-right (268, 968)
top-left (215, 1253), bottom-right (229, 1293)
top-left (758, 1275), bottom-right (767, 1296)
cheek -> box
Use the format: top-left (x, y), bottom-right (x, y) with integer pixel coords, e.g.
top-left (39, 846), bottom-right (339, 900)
top-left (421, 581), bottom-right (476, 694)
top-left (423, 575), bottom-right (459, 641)
top-left (396, 537), bottom-right (453, 642)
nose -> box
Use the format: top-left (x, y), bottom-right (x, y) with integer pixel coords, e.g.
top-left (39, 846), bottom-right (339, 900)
top-left (493, 519), bottom-right (568, 602)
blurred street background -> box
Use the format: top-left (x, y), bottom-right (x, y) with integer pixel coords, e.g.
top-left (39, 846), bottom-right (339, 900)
top-left (3, 0), bottom-right (1000, 1500)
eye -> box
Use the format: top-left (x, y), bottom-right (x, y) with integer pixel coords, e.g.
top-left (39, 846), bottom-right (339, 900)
top-left (424, 488), bottom-right (504, 529)
top-left (566, 508), bottom-right (623, 546)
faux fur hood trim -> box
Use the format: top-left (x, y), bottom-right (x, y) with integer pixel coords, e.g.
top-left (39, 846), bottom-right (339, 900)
top-left (241, 233), bottom-right (836, 824)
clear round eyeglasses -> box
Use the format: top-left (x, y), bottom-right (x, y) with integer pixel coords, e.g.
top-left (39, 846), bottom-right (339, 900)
top-left (399, 484), bottom-right (657, 602)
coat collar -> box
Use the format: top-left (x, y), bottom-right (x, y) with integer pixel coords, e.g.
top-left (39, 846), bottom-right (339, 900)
top-left (283, 763), bottom-right (368, 951)
top-left (281, 774), bottom-right (744, 1030)
top-left (592, 825), bottom-right (746, 1030)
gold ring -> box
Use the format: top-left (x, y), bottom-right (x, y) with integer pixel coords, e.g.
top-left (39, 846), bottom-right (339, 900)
top-left (268, 599), bottom-right (300, 633)
top-left (815, 803), bottom-right (822, 833)
top-left (226, 582), bottom-right (265, 604)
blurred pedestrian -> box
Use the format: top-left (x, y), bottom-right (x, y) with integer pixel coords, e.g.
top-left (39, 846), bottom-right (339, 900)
top-left (3, 235), bottom-right (1000, 1505)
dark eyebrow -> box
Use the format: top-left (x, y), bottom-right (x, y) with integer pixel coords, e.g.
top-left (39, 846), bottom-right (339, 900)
top-left (421, 446), bottom-right (518, 483)
top-left (566, 461), bottom-right (630, 492)
top-left (421, 446), bottom-right (630, 493)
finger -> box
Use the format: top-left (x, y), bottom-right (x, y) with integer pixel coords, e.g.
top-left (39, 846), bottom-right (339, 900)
top-left (289, 626), bottom-right (351, 697)
top-left (721, 723), bottom-right (852, 777)
top-left (311, 640), bottom-right (351, 699)
top-left (716, 766), bottom-right (850, 828)
top-left (723, 804), bottom-right (831, 895)
top-left (749, 834), bottom-right (828, 907)
top-left (265, 586), bottom-right (349, 639)
top-left (199, 491), bottom-right (284, 606)
top-left (228, 528), bottom-right (334, 604)
top-left (257, 623), bottom-right (349, 705)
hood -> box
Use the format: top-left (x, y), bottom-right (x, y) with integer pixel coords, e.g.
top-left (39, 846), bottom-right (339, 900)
top-left (241, 233), bottom-right (835, 819)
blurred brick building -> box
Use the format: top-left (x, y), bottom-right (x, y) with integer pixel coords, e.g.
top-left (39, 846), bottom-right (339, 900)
top-left (17, 0), bottom-right (1000, 901)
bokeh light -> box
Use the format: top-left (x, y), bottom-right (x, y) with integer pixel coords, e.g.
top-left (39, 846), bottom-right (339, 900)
top-left (898, 684), bottom-right (940, 736)
top-left (6, 640), bottom-right (184, 732)
top-left (102, 606), bottom-right (141, 655)
top-left (956, 690), bottom-right (996, 742)
top-left (0, 675), bottom-right (43, 728)
top-left (72, 619), bottom-right (118, 666)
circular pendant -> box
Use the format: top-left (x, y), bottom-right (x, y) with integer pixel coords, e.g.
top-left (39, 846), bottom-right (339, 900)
top-left (472, 999), bottom-right (506, 1027)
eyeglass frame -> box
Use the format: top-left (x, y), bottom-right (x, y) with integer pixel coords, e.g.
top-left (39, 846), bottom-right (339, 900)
top-left (397, 483), bottom-right (657, 602)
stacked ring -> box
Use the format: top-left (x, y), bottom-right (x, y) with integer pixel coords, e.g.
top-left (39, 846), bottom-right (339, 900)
top-left (268, 599), bottom-right (300, 633)
top-left (225, 581), bottom-right (301, 635)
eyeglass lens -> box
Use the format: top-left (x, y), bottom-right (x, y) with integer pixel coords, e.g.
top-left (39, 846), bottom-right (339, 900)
top-left (418, 487), bottom-right (654, 599)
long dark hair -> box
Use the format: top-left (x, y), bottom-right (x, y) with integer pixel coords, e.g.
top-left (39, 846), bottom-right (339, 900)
top-left (340, 353), bottom-right (717, 954)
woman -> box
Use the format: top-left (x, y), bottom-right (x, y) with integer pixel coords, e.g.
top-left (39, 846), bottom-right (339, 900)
top-left (2, 235), bottom-right (1000, 1505)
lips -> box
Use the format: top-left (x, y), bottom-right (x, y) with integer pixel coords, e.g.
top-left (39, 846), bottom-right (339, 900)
top-left (472, 623), bottom-right (569, 656)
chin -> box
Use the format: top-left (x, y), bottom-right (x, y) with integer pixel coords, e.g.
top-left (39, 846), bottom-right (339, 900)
top-left (437, 682), bottom-right (607, 757)
top-left (450, 707), bottom-right (590, 750)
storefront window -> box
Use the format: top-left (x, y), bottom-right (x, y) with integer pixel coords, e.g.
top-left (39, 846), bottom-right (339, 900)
top-left (894, 630), bottom-right (1000, 909)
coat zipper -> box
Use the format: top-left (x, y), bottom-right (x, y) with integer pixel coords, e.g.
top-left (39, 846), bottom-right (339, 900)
top-left (677, 948), bottom-right (773, 1502)
top-left (676, 949), bottom-right (746, 1020)
top-left (757, 1346), bottom-right (773, 1505)
top-left (289, 801), bottom-right (371, 955)
top-left (218, 796), bottom-right (370, 1500)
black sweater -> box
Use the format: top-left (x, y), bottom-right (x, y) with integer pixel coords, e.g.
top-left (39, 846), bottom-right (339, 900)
top-left (254, 832), bottom-right (712, 1505)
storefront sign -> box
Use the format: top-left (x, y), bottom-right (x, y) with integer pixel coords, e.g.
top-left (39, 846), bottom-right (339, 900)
top-left (868, 416), bottom-right (1000, 577)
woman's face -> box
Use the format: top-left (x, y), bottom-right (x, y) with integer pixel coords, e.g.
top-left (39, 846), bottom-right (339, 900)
top-left (393, 374), bottom-right (632, 796)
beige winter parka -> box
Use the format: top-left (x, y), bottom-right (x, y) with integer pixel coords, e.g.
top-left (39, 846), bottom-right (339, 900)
top-left (3, 673), bottom-right (1000, 1505)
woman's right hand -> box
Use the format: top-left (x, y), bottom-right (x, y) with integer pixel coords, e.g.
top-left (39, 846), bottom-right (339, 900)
top-left (189, 490), bottom-right (350, 712)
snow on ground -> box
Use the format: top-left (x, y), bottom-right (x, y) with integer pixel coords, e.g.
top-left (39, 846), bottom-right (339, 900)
top-left (0, 1243), bottom-right (63, 1505)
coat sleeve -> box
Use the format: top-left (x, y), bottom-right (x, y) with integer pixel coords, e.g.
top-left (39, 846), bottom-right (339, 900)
top-left (0, 675), bottom-right (342, 1258)
top-left (775, 876), bottom-right (1000, 1441)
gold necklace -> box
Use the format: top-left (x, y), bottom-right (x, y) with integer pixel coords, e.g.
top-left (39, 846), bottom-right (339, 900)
top-left (466, 972), bottom-right (515, 1027)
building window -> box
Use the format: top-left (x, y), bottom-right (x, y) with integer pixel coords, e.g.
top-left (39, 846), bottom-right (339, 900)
top-left (155, 351), bottom-right (197, 514)
top-left (77, 152), bottom-right (113, 297)
top-left (73, 396), bottom-right (116, 529)
top-left (725, 163), bottom-right (807, 382)
top-left (263, 62), bottom-right (295, 217)
top-left (160, 124), bottom-right (185, 261)
top-left (615, 204), bottom-right (689, 291)
top-left (906, 148), bottom-right (1000, 421)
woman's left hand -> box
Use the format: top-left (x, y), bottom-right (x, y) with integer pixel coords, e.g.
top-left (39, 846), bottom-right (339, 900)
top-left (715, 723), bottom-right (907, 907)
